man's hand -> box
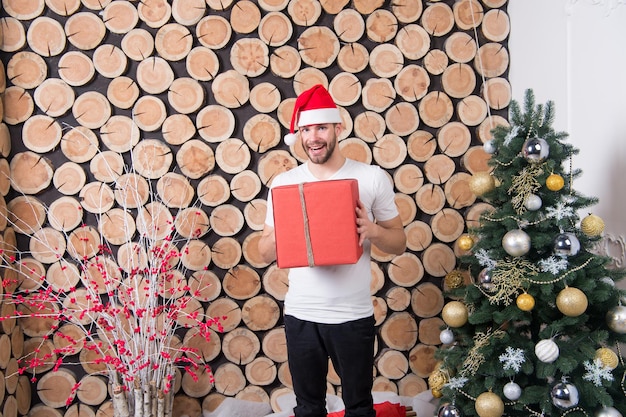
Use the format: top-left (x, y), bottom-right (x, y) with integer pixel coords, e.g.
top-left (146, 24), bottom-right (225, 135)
top-left (356, 200), bottom-right (406, 255)
top-left (356, 200), bottom-right (378, 246)
top-left (258, 224), bottom-right (278, 263)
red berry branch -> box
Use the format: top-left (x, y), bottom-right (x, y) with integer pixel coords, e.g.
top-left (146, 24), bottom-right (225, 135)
top-left (1, 160), bottom-right (222, 417)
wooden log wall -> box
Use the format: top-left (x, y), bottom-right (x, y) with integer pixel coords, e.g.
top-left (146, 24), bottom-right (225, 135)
top-left (0, 0), bottom-right (511, 415)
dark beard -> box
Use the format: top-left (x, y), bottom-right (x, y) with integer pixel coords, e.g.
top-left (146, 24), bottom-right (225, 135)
top-left (306, 139), bottom-right (336, 165)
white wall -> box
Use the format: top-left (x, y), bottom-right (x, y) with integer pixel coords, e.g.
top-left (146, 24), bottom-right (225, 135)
top-left (508, 0), bottom-right (626, 259)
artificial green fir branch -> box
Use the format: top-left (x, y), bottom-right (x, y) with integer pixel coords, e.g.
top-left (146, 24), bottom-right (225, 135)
top-left (437, 89), bottom-right (626, 417)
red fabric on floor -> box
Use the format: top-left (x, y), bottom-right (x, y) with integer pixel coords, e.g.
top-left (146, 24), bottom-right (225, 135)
top-left (290, 401), bottom-right (406, 417)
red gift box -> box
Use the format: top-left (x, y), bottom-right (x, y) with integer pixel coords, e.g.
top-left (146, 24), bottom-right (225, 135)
top-left (289, 401), bottom-right (407, 417)
top-left (271, 179), bottom-right (363, 268)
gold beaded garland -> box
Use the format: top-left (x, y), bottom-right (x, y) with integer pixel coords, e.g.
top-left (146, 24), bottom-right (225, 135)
top-left (581, 213), bottom-right (605, 237)
top-left (546, 173), bottom-right (564, 191)
top-left (595, 347), bottom-right (619, 370)
top-left (556, 287), bottom-right (588, 317)
top-left (516, 293), bottom-right (535, 311)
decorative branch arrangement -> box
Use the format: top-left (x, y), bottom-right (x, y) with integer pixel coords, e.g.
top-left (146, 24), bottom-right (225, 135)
top-left (1, 137), bottom-right (221, 417)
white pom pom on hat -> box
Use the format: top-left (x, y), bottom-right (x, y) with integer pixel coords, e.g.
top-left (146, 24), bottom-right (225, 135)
top-left (283, 84), bottom-right (343, 145)
top-left (284, 132), bottom-right (298, 146)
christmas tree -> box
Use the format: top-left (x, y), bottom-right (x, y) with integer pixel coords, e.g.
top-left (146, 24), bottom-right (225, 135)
top-left (434, 90), bottom-right (626, 417)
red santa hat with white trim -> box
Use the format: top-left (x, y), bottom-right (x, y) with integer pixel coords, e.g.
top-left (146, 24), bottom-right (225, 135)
top-left (283, 84), bottom-right (343, 146)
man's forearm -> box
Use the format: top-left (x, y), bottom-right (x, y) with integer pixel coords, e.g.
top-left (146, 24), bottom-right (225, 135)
top-left (258, 225), bottom-right (277, 263)
top-left (369, 223), bottom-right (406, 255)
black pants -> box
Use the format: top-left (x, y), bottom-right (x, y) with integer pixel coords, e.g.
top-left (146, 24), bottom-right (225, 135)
top-left (284, 314), bottom-right (376, 417)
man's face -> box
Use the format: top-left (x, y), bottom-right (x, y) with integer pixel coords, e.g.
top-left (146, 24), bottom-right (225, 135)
top-left (299, 123), bottom-right (340, 164)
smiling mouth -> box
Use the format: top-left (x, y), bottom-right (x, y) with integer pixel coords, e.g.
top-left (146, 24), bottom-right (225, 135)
top-left (308, 143), bottom-right (325, 151)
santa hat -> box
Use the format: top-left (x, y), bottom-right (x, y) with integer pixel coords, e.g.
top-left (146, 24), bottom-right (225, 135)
top-left (284, 84), bottom-right (343, 146)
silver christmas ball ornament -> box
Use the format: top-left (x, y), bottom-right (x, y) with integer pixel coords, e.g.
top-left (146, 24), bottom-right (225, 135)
top-left (477, 267), bottom-right (496, 293)
top-left (596, 407), bottom-right (623, 417)
top-left (440, 328), bottom-right (455, 344)
top-left (502, 229), bottom-right (531, 257)
top-left (483, 140), bottom-right (497, 154)
top-left (524, 194), bottom-right (542, 211)
top-left (600, 277), bottom-right (615, 287)
top-left (438, 403), bottom-right (462, 417)
top-left (607, 305), bottom-right (626, 334)
top-left (551, 381), bottom-right (579, 409)
top-left (553, 233), bottom-right (581, 256)
top-left (503, 381), bottom-right (522, 401)
top-left (522, 137), bottom-right (550, 163)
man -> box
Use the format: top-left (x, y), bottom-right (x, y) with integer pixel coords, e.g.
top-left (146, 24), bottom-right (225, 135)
top-left (258, 84), bottom-right (406, 417)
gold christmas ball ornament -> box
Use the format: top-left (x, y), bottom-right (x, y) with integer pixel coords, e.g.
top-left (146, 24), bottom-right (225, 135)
top-left (457, 234), bottom-right (474, 251)
top-left (475, 392), bottom-right (505, 417)
top-left (428, 364), bottom-right (448, 391)
top-left (469, 171), bottom-right (496, 196)
top-left (556, 287), bottom-right (588, 317)
top-left (442, 301), bottom-right (468, 328)
top-left (581, 213), bottom-right (605, 237)
top-left (445, 270), bottom-right (465, 289)
top-left (428, 372), bottom-right (446, 391)
top-left (546, 173), bottom-right (565, 191)
top-left (516, 293), bottom-right (535, 311)
top-left (595, 347), bottom-right (619, 370)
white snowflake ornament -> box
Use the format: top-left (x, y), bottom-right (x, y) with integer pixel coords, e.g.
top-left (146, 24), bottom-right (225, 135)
top-left (504, 126), bottom-right (520, 146)
top-left (499, 346), bottom-right (526, 372)
top-left (583, 359), bottom-right (614, 387)
top-left (475, 249), bottom-right (497, 269)
top-left (546, 201), bottom-right (575, 221)
top-left (539, 256), bottom-right (569, 275)
top-left (444, 377), bottom-right (469, 390)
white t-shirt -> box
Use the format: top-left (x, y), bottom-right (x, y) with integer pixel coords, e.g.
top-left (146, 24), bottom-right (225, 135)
top-left (265, 159), bottom-right (399, 324)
